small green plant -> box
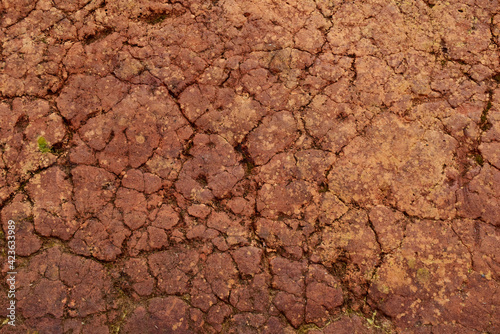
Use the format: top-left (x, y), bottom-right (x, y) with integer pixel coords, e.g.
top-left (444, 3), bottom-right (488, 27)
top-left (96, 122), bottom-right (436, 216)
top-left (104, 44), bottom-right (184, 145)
top-left (479, 100), bottom-right (493, 131)
top-left (245, 160), bottom-right (255, 175)
top-left (146, 13), bottom-right (168, 24)
top-left (37, 136), bottom-right (52, 153)
top-left (474, 153), bottom-right (484, 166)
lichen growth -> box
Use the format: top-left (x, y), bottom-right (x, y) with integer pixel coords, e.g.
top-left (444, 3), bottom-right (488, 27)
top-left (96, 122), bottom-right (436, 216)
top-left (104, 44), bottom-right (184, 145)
top-left (416, 268), bottom-right (431, 283)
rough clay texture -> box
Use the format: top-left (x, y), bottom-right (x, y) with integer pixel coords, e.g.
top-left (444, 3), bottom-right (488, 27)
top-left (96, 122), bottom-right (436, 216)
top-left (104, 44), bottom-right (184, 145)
top-left (1, 0), bottom-right (500, 333)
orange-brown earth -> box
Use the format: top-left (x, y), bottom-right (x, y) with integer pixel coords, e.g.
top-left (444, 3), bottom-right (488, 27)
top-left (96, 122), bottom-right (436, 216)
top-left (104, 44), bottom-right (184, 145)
top-left (1, 0), bottom-right (500, 333)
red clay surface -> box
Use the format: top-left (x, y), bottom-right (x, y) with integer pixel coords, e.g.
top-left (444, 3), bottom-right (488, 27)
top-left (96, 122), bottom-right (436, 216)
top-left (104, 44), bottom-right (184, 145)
top-left (1, 0), bottom-right (500, 333)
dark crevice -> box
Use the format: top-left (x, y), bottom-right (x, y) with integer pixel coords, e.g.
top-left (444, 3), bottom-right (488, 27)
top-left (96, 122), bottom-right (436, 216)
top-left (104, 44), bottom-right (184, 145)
top-left (234, 143), bottom-right (256, 176)
top-left (82, 27), bottom-right (114, 45)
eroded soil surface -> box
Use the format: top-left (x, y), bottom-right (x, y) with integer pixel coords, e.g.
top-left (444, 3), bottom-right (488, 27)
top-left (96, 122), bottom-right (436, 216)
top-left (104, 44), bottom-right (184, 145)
top-left (1, 0), bottom-right (500, 333)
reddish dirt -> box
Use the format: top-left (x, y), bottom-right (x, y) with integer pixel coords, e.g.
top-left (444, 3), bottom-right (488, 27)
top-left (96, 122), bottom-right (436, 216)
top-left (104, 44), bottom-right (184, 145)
top-left (1, 0), bottom-right (500, 333)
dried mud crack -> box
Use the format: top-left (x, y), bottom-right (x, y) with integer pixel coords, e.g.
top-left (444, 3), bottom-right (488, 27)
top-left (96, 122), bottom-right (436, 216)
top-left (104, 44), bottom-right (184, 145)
top-left (1, 0), bottom-right (500, 333)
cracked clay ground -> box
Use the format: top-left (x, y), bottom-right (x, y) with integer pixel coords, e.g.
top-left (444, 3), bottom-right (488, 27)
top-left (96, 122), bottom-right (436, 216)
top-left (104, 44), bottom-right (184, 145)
top-left (0, 0), bottom-right (500, 333)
